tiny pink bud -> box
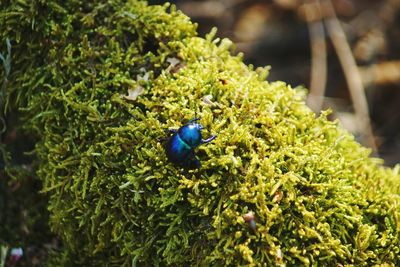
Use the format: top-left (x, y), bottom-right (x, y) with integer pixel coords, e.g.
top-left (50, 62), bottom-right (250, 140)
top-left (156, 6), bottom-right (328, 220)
top-left (243, 211), bottom-right (257, 230)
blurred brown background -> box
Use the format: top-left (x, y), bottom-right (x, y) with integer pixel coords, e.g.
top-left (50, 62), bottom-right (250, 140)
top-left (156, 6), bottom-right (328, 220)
top-left (150, 0), bottom-right (400, 166)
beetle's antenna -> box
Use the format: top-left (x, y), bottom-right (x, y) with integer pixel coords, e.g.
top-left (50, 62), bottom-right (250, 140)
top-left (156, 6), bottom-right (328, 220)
top-left (188, 117), bottom-right (200, 123)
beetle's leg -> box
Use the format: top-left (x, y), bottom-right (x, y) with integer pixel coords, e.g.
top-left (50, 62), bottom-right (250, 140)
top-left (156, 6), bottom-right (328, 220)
top-left (183, 151), bottom-right (201, 169)
top-left (201, 135), bottom-right (217, 144)
top-left (169, 128), bottom-right (178, 133)
top-left (158, 137), bottom-right (169, 142)
top-left (188, 156), bottom-right (201, 169)
top-left (188, 118), bottom-right (200, 123)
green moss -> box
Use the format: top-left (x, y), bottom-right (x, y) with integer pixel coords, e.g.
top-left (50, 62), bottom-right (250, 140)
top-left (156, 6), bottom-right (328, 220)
top-left (1, 0), bottom-right (399, 266)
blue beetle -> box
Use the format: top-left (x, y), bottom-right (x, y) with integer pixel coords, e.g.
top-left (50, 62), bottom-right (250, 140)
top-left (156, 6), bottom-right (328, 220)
top-left (165, 118), bottom-right (216, 169)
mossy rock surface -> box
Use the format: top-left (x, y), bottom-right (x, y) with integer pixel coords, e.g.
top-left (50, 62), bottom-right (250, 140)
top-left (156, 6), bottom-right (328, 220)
top-left (1, 0), bottom-right (400, 266)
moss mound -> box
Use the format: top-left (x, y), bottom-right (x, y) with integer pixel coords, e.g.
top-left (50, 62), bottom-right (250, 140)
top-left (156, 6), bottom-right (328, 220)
top-left (1, 0), bottom-right (399, 265)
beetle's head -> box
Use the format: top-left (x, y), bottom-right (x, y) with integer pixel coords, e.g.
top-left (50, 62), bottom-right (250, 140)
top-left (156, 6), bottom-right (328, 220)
top-left (179, 122), bottom-right (203, 147)
top-left (190, 122), bottom-right (203, 131)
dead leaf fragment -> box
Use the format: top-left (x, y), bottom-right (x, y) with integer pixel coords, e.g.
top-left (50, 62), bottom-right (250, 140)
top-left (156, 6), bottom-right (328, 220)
top-left (122, 85), bottom-right (144, 101)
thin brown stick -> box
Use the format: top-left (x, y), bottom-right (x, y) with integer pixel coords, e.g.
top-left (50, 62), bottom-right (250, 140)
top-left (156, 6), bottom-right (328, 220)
top-left (304, 0), bottom-right (328, 112)
top-left (359, 60), bottom-right (400, 86)
top-left (322, 0), bottom-right (378, 153)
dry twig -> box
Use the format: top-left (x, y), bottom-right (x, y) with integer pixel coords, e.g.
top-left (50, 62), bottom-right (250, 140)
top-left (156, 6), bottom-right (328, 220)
top-left (303, 0), bottom-right (328, 112)
top-left (359, 60), bottom-right (400, 86)
top-left (322, 0), bottom-right (378, 152)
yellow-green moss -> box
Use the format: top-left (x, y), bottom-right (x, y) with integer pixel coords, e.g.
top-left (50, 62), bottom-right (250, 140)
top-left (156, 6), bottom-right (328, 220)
top-left (1, 0), bottom-right (399, 266)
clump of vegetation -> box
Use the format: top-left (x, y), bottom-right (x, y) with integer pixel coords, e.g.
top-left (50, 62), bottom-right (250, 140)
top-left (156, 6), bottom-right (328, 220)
top-left (1, 0), bottom-right (399, 265)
